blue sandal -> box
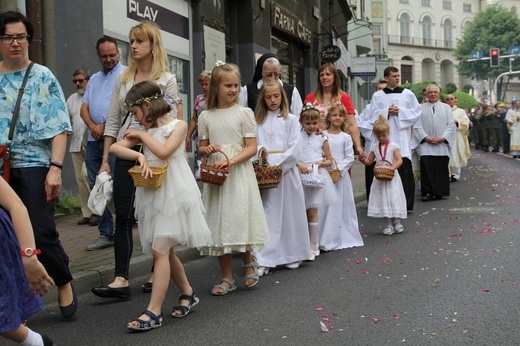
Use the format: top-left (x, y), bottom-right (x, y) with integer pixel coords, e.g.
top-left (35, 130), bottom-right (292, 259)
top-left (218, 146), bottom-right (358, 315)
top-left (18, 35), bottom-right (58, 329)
top-left (171, 291), bottom-right (199, 318)
top-left (127, 310), bottom-right (163, 331)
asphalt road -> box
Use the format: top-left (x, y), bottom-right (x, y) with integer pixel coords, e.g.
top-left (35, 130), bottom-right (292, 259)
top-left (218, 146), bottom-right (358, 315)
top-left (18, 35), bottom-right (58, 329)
top-left (20, 151), bottom-right (520, 346)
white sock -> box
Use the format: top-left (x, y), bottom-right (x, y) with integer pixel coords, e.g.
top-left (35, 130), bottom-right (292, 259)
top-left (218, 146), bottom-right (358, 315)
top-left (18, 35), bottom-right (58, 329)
top-left (21, 328), bottom-right (43, 346)
top-left (393, 218), bottom-right (401, 225)
top-left (309, 222), bottom-right (319, 249)
top-left (384, 217), bottom-right (392, 227)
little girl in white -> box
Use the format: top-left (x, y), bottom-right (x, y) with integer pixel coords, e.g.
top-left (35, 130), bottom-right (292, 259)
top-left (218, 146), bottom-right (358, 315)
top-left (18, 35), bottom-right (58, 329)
top-left (319, 104), bottom-right (364, 250)
top-left (253, 80), bottom-right (310, 275)
top-left (109, 81), bottom-right (212, 331)
top-left (297, 103), bottom-right (339, 260)
top-left (197, 62), bottom-right (270, 295)
top-left (360, 115), bottom-right (407, 235)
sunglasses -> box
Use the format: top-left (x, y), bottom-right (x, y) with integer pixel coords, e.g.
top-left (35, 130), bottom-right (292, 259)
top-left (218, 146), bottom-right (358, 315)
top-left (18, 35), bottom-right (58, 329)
top-left (72, 79), bottom-right (86, 84)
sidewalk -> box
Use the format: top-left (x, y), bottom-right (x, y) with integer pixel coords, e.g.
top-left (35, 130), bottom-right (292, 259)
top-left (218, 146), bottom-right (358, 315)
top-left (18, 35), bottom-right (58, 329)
top-left (43, 159), bottom-right (367, 305)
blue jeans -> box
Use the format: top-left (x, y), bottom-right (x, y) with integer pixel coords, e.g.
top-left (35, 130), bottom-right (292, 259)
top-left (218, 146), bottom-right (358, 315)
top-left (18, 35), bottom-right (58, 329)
top-left (85, 140), bottom-right (115, 239)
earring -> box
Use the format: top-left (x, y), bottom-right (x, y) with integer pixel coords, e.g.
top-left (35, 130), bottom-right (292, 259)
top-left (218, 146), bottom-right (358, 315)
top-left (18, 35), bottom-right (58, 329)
top-left (152, 50), bottom-right (155, 56)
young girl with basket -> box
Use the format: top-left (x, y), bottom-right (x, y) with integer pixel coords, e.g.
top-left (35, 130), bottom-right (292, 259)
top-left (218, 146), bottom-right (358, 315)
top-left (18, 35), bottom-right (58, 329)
top-left (319, 104), bottom-right (364, 251)
top-left (109, 81), bottom-right (212, 331)
top-left (297, 104), bottom-right (339, 261)
top-left (360, 115), bottom-right (407, 235)
top-left (197, 62), bottom-right (270, 295)
top-left (253, 80), bottom-right (310, 275)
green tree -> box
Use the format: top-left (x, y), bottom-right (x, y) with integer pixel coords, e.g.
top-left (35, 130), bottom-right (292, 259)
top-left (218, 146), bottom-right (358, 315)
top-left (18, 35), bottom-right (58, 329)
top-left (455, 4), bottom-right (520, 100)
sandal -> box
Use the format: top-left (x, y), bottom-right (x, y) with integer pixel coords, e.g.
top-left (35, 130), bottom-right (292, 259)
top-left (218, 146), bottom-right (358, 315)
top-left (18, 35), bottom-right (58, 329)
top-left (383, 226), bottom-right (394, 235)
top-left (127, 310), bottom-right (163, 332)
top-left (393, 223), bottom-right (404, 233)
top-left (211, 278), bottom-right (237, 296)
top-left (243, 260), bottom-right (259, 288)
top-left (171, 291), bottom-right (199, 318)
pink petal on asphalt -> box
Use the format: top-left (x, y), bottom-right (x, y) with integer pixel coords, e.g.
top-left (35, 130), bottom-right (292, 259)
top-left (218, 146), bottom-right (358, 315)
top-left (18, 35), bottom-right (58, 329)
top-left (315, 307), bottom-right (323, 311)
top-left (372, 317), bottom-right (379, 323)
top-left (392, 313), bottom-right (399, 318)
top-left (320, 321), bottom-right (329, 332)
top-left (355, 259), bottom-right (362, 264)
top-left (482, 288), bottom-right (491, 292)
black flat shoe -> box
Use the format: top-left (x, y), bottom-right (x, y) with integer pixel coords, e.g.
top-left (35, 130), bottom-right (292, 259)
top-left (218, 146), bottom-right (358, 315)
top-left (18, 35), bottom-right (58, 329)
top-left (422, 194), bottom-right (432, 202)
top-left (141, 282), bottom-right (153, 293)
top-left (59, 282), bottom-right (78, 319)
top-left (91, 285), bottom-right (131, 299)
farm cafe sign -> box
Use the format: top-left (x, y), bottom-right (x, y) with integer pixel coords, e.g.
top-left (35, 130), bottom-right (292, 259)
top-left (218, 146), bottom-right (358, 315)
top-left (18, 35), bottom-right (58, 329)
top-left (271, 3), bottom-right (312, 44)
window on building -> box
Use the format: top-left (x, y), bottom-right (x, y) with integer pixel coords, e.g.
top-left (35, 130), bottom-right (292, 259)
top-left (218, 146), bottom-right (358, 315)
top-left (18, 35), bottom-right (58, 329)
top-left (401, 64), bottom-right (413, 84)
top-left (399, 13), bottom-right (411, 44)
top-left (372, 37), bottom-right (382, 55)
top-left (421, 0), bottom-right (431, 7)
top-left (443, 18), bottom-right (453, 48)
top-left (422, 16), bottom-right (433, 46)
top-left (399, 0), bottom-right (409, 3)
top-left (372, 23), bottom-right (382, 36)
top-left (271, 35), bottom-right (304, 95)
top-left (443, 1), bottom-right (452, 10)
top-left (463, 4), bottom-right (472, 12)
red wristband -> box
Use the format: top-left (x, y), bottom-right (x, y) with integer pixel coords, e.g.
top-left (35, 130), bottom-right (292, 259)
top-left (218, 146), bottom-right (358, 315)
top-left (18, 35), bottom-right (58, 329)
top-left (20, 248), bottom-right (41, 257)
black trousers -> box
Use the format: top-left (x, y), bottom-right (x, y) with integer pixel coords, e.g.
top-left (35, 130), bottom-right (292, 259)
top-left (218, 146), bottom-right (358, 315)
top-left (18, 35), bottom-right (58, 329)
top-left (420, 156), bottom-right (450, 198)
top-left (112, 157), bottom-right (137, 280)
top-left (11, 167), bottom-right (73, 287)
top-left (364, 162), bottom-right (375, 203)
top-left (398, 158), bottom-right (415, 211)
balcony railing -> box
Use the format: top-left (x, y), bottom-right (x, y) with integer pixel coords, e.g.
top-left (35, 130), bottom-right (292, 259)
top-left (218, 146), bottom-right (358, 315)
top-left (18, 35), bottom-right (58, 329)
top-left (388, 35), bottom-right (455, 49)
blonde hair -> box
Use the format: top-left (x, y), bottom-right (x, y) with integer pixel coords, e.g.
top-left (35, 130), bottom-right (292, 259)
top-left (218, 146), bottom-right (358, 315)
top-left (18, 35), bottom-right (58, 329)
top-left (206, 63), bottom-right (241, 110)
top-left (255, 80), bottom-right (289, 124)
top-left (121, 21), bottom-right (169, 83)
top-left (324, 104), bottom-right (347, 131)
top-left (373, 115), bottom-right (390, 135)
top-left (198, 70), bottom-right (211, 83)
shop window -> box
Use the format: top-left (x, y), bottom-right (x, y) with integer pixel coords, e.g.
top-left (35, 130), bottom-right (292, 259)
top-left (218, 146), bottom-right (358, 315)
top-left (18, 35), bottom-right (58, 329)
top-left (271, 35), bottom-right (305, 99)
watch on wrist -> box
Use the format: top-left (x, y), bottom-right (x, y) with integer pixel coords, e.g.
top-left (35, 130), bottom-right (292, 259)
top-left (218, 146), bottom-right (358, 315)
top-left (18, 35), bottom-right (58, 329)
top-left (20, 248), bottom-right (41, 257)
top-left (50, 161), bottom-right (63, 169)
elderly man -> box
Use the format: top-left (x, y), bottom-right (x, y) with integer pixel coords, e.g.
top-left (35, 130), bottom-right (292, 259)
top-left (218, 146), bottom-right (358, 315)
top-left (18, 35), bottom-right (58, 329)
top-left (239, 52), bottom-right (303, 115)
top-left (414, 85), bottom-right (455, 201)
top-left (67, 68), bottom-right (96, 226)
top-left (445, 95), bottom-right (471, 181)
top-left (80, 36), bottom-right (126, 250)
top-left (366, 66), bottom-right (421, 210)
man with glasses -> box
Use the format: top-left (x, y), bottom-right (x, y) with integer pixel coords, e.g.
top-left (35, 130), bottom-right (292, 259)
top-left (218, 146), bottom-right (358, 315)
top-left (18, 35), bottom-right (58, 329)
top-left (445, 94), bottom-right (471, 182)
top-left (413, 85), bottom-right (455, 201)
top-left (80, 36), bottom-right (125, 250)
top-left (67, 68), bottom-right (97, 226)
top-left (239, 52), bottom-right (303, 116)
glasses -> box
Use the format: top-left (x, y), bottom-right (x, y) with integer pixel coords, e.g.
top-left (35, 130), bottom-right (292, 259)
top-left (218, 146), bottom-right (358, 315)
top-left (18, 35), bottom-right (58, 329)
top-left (0, 35), bottom-right (30, 44)
top-left (98, 53), bottom-right (118, 59)
top-left (72, 79), bottom-right (86, 84)
top-left (445, 98), bottom-right (454, 100)
top-left (263, 72), bottom-right (281, 79)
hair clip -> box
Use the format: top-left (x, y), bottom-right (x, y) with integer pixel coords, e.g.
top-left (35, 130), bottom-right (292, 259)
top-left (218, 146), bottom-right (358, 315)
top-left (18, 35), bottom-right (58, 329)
top-left (125, 93), bottom-right (161, 107)
top-left (301, 102), bottom-right (318, 114)
top-left (215, 60), bottom-right (225, 67)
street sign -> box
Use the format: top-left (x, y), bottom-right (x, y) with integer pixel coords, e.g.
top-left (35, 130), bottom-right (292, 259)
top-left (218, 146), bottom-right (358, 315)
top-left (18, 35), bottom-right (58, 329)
top-left (471, 50), bottom-right (483, 59)
top-left (509, 46), bottom-right (520, 55)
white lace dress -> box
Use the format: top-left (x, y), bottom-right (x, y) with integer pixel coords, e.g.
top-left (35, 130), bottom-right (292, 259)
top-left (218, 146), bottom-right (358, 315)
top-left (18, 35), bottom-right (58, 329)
top-left (135, 119), bottom-right (213, 255)
top-left (367, 141), bottom-right (407, 219)
top-left (197, 105), bottom-right (270, 256)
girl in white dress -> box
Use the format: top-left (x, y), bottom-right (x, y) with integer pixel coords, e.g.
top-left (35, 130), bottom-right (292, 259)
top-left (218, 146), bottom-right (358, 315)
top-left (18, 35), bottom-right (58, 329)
top-left (109, 81), bottom-right (213, 331)
top-left (297, 104), bottom-right (339, 260)
top-left (253, 80), bottom-right (310, 275)
top-left (198, 63), bottom-right (270, 295)
top-left (319, 104), bottom-right (364, 250)
top-left (360, 115), bottom-right (407, 235)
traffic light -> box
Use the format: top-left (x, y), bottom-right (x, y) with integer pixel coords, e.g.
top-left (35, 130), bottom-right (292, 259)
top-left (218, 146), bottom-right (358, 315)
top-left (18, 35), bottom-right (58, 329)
top-left (490, 48), bottom-right (500, 67)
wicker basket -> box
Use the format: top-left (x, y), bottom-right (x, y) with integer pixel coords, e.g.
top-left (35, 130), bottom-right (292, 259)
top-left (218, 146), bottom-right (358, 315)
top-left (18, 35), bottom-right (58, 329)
top-left (253, 147), bottom-right (282, 189)
top-left (200, 150), bottom-right (230, 186)
top-left (328, 158), bottom-right (340, 183)
top-left (128, 163), bottom-right (168, 188)
top-left (373, 160), bottom-right (394, 181)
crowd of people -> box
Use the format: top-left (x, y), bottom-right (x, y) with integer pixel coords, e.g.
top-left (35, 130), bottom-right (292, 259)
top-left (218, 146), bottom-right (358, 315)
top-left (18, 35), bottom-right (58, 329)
top-left (1, 9), bottom-right (518, 344)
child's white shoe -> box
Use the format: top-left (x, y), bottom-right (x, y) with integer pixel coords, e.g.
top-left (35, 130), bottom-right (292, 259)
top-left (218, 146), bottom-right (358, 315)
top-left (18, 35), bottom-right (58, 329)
top-left (383, 226), bottom-right (394, 235)
top-left (393, 223), bottom-right (404, 233)
top-left (257, 266), bottom-right (270, 277)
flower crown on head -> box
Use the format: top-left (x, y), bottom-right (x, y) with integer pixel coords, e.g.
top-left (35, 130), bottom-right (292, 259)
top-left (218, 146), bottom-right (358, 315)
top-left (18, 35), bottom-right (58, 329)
top-left (125, 93), bottom-right (162, 108)
top-left (215, 60), bottom-right (225, 67)
top-left (301, 102), bottom-right (318, 114)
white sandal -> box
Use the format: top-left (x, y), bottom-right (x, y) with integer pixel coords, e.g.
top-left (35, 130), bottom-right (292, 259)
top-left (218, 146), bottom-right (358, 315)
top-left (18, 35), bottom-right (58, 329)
top-left (243, 261), bottom-right (260, 288)
top-left (211, 278), bottom-right (237, 296)
top-left (393, 223), bottom-right (404, 233)
top-left (383, 226), bottom-right (394, 235)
